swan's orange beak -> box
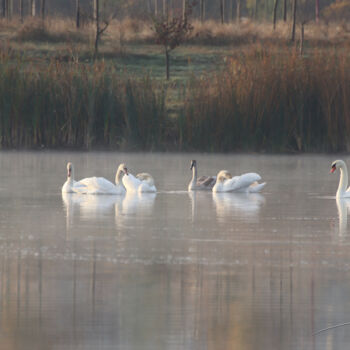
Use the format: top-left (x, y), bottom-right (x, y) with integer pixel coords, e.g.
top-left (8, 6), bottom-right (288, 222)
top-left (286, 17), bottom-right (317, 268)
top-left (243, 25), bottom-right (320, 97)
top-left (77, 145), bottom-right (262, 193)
top-left (330, 166), bottom-right (336, 173)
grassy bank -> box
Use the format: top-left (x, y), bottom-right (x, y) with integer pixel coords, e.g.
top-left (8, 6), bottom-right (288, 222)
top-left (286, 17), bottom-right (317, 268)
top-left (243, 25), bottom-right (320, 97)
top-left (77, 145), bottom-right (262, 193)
top-left (1, 19), bottom-right (350, 152)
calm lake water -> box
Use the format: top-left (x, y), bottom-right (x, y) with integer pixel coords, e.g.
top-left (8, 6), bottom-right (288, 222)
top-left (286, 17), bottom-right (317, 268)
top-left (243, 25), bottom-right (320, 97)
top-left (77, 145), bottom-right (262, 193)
top-left (0, 152), bottom-right (350, 350)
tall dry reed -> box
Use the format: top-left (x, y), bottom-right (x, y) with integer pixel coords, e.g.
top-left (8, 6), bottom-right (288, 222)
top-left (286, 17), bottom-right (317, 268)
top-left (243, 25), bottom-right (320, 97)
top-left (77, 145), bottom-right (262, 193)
top-left (0, 58), bottom-right (166, 150)
top-left (180, 47), bottom-right (350, 152)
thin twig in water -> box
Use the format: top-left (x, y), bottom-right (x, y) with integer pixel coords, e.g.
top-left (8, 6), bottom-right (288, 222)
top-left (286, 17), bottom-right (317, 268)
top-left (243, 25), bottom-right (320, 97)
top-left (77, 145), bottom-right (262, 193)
top-left (313, 322), bottom-right (350, 336)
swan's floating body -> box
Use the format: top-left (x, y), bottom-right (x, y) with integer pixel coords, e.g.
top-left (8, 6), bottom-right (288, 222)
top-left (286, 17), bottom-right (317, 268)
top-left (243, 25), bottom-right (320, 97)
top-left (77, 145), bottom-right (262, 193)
top-left (62, 162), bottom-right (87, 193)
top-left (331, 160), bottom-right (350, 198)
top-left (122, 170), bottom-right (156, 193)
top-left (212, 170), bottom-right (266, 193)
top-left (188, 160), bottom-right (216, 191)
top-left (73, 163), bottom-right (128, 195)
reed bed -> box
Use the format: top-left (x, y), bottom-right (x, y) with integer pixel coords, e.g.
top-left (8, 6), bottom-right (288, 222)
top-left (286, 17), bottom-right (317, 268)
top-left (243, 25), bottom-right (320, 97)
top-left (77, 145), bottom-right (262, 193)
top-left (1, 47), bottom-right (350, 152)
top-left (180, 48), bottom-right (350, 152)
top-left (0, 59), bottom-right (166, 150)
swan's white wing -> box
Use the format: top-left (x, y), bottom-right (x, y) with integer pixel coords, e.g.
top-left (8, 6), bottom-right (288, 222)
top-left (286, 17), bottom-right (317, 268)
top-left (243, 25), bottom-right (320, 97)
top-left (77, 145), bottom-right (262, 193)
top-left (248, 182), bottom-right (266, 193)
top-left (77, 177), bottom-right (122, 194)
top-left (138, 182), bottom-right (157, 193)
top-left (344, 187), bottom-right (350, 198)
top-left (226, 173), bottom-right (262, 192)
top-left (63, 180), bottom-right (87, 193)
top-left (122, 173), bottom-right (142, 192)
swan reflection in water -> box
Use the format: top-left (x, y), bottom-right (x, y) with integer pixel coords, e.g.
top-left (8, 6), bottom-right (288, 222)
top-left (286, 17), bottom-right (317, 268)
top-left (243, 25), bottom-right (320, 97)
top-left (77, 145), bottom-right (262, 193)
top-left (212, 192), bottom-right (265, 223)
top-left (115, 192), bottom-right (156, 222)
top-left (62, 192), bottom-right (156, 237)
top-left (336, 197), bottom-right (350, 238)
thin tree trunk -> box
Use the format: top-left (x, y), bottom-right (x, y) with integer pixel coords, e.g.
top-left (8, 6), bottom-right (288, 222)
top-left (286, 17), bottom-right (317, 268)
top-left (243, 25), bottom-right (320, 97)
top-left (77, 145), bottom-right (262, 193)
top-left (40, 0), bottom-right (45, 19)
top-left (31, 0), bottom-right (35, 16)
top-left (94, 0), bottom-right (99, 58)
top-left (283, 0), bottom-right (287, 21)
top-left (315, 0), bottom-right (319, 23)
top-left (273, 0), bottom-right (278, 29)
top-left (1, 0), bottom-right (5, 18)
top-left (236, 0), bottom-right (240, 23)
top-left (255, 0), bottom-right (258, 19)
top-left (165, 49), bottom-right (170, 80)
top-left (182, 0), bottom-right (187, 23)
top-left (163, 0), bottom-right (168, 19)
top-left (291, 0), bottom-right (297, 41)
top-left (76, 0), bottom-right (80, 28)
top-left (8, 0), bottom-right (12, 19)
top-left (200, 0), bottom-right (204, 22)
top-left (220, 0), bottom-right (224, 23)
top-left (300, 21), bottom-right (305, 55)
top-left (155, 0), bottom-right (158, 16)
top-left (19, 0), bottom-right (24, 22)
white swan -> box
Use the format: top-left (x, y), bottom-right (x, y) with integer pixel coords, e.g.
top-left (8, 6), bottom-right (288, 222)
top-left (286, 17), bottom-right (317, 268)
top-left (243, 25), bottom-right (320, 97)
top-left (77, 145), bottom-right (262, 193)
top-left (122, 167), bottom-right (157, 193)
top-left (73, 163), bottom-right (128, 195)
top-left (62, 162), bottom-right (87, 193)
top-left (336, 197), bottom-right (350, 238)
top-left (331, 160), bottom-right (350, 198)
top-left (188, 160), bottom-right (216, 191)
top-left (212, 170), bottom-right (266, 193)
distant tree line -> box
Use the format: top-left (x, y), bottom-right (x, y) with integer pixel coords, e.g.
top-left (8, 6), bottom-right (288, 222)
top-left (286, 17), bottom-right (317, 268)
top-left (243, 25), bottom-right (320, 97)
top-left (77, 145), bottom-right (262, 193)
top-left (0, 0), bottom-right (344, 24)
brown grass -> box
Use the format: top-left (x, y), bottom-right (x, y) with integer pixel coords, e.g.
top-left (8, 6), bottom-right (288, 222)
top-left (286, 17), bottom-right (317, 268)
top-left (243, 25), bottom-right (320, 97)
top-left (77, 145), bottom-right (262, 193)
top-left (14, 18), bottom-right (89, 43)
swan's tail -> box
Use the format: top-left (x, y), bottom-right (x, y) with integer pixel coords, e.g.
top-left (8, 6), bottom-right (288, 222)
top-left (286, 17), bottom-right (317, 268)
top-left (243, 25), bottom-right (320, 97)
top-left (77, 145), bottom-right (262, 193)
top-left (248, 182), bottom-right (266, 193)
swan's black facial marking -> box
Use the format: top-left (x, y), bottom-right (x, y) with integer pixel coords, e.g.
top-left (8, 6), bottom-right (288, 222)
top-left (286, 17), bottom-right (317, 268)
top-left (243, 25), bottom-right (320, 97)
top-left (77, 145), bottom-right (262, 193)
top-left (331, 163), bottom-right (336, 173)
top-left (190, 160), bottom-right (196, 170)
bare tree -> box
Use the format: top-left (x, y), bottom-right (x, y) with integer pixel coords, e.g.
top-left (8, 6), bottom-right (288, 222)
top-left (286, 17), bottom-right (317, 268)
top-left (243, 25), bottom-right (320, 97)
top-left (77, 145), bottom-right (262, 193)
top-left (300, 21), bottom-right (306, 55)
top-left (31, 0), bottom-right (35, 16)
top-left (40, 0), bottom-right (45, 19)
top-left (154, 0), bottom-right (158, 15)
top-left (93, 0), bottom-right (115, 58)
top-left (200, 0), bottom-right (204, 22)
top-left (315, 0), bottom-right (319, 22)
top-left (273, 0), bottom-right (279, 29)
top-left (182, 0), bottom-right (187, 23)
top-left (8, 0), bottom-right (12, 19)
top-left (1, 0), bottom-right (5, 18)
top-left (163, 0), bottom-right (168, 19)
top-left (236, 0), bottom-right (241, 23)
top-left (283, 0), bottom-right (287, 21)
top-left (220, 0), bottom-right (224, 23)
top-left (76, 0), bottom-right (80, 28)
top-left (19, 0), bottom-right (24, 21)
top-left (291, 0), bottom-right (297, 41)
top-left (153, 0), bottom-right (195, 80)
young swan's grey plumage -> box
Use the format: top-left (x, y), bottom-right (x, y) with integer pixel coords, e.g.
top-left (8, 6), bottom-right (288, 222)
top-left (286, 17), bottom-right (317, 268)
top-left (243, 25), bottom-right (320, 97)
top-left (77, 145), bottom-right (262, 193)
top-left (330, 160), bottom-right (350, 198)
top-left (188, 160), bottom-right (216, 191)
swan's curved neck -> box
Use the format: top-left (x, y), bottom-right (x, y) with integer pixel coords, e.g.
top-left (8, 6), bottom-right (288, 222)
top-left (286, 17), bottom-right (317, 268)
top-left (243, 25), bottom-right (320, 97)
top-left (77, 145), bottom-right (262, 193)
top-left (188, 165), bottom-right (197, 190)
top-left (192, 165), bottom-right (197, 183)
top-left (337, 165), bottom-right (348, 197)
top-left (67, 169), bottom-right (74, 183)
top-left (115, 169), bottom-right (125, 188)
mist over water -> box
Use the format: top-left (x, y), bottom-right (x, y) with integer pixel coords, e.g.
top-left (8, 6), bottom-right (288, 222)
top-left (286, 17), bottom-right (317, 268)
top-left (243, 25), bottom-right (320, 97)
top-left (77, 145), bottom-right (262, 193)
top-left (0, 152), bottom-right (349, 350)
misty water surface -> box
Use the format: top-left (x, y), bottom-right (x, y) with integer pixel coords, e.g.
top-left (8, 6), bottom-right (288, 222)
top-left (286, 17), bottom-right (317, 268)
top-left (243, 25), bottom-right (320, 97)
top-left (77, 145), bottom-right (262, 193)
top-left (0, 152), bottom-right (350, 350)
